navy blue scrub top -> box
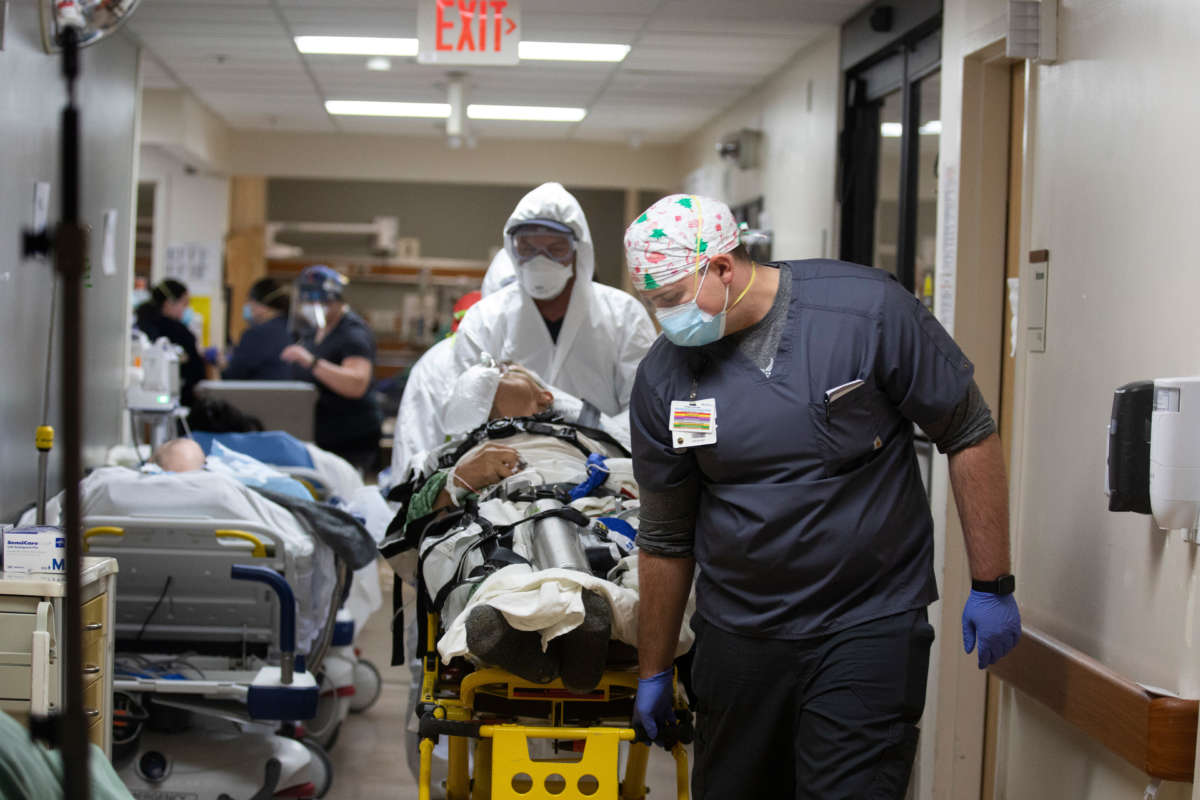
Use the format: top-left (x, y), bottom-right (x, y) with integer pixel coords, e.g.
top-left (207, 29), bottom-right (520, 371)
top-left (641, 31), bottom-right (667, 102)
top-left (630, 260), bottom-right (975, 639)
top-left (222, 315), bottom-right (293, 381)
top-left (296, 310), bottom-right (382, 450)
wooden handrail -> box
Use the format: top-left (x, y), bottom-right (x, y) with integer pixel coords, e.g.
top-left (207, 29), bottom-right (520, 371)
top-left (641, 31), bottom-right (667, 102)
top-left (988, 625), bottom-right (1198, 781)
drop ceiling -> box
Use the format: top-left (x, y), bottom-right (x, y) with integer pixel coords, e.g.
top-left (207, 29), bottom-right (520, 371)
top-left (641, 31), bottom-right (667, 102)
top-left (129, 0), bottom-right (872, 144)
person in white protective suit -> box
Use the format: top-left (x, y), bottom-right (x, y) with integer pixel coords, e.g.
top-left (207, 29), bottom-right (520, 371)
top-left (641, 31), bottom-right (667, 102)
top-left (388, 251), bottom-right (516, 483)
top-left (450, 182), bottom-right (656, 417)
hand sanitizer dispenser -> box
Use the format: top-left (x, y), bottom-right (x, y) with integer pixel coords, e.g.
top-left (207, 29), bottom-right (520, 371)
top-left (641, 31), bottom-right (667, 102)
top-left (1107, 380), bottom-right (1154, 513)
top-left (1149, 377), bottom-right (1200, 533)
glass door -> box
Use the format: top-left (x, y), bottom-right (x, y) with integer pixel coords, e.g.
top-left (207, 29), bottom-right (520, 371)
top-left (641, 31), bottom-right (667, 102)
top-left (840, 27), bottom-right (941, 297)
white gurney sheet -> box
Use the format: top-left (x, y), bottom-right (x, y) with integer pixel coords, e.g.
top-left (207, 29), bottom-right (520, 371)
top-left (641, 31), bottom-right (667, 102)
top-left (25, 467), bottom-right (334, 653)
top-left (438, 561), bottom-right (694, 663)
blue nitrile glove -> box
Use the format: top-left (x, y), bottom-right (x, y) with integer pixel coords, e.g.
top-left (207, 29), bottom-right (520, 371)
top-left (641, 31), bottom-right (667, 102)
top-left (962, 589), bottom-right (1022, 669)
top-left (632, 668), bottom-right (677, 748)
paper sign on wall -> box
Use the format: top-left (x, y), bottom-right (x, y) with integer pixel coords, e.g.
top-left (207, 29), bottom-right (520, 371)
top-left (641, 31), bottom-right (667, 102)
top-left (418, 0), bottom-right (521, 66)
top-left (164, 242), bottom-right (221, 292)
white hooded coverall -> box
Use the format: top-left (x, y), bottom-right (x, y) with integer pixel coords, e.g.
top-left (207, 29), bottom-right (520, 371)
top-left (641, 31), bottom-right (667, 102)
top-left (450, 182), bottom-right (656, 417)
top-left (389, 250), bottom-right (516, 481)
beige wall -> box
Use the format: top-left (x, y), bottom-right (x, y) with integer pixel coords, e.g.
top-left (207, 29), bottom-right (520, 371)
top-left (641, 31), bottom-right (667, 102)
top-left (942, 0), bottom-right (1200, 798)
top-left (676, 34), bottom-right (842, 261)
top-left (228, 130), bottom-right (681, 193)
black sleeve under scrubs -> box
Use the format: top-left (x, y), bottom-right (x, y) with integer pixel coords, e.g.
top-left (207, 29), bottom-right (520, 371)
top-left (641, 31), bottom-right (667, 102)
top-left (630, 259), bottom-right (975, 640)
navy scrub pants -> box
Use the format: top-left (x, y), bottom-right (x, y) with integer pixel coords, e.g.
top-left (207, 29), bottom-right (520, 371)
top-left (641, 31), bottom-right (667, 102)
top-left (689, 608), bottom-right (935, 800)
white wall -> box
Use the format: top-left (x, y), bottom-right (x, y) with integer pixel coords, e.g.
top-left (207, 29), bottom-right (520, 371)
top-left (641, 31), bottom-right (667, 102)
top-left (139, 146), bottom-right (231, 348)
top-left (676, 33), bottom-right (842, 261)
top-left (0, 4), bottom-right (140, 519)
top-left (941, 0), bottom-right (1200, 797)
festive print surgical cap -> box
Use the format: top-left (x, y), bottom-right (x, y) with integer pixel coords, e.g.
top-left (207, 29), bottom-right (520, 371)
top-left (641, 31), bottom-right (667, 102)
top-left (624, 194), bottom-right (741, 292)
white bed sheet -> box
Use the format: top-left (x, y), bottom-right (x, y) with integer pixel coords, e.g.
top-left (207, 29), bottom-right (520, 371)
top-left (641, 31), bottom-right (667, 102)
top-left (23, 467), bottom-right (334, 653)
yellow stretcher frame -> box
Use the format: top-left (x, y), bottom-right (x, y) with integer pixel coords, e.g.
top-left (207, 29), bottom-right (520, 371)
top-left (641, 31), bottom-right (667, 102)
top-left (417, 613), bottom-right (690, 800)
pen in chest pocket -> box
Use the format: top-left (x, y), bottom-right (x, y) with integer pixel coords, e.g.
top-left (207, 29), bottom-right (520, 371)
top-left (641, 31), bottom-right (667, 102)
top-left (823, 379), bottom-right (865, 421)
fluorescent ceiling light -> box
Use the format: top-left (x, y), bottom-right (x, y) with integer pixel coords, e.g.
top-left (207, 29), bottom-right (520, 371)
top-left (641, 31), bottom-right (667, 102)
top-left (518, 41), bottom-right (630, 62)
top-left (325, 100), bottom-right (450, 118)
top-left (366, 56), bottom-right (392, 72)
top-left (468, 104), bottom-right (586, 122)
top-left (325, 100), bottom-right (586, 122)
top-left (880, 122), bottom-right (903, 138)
top-left (919, 120), bottom-right (942, 135)
top-left (296, 36), bottom-right (418, 56)
top-left (295, 36), bottom-right (628, 62)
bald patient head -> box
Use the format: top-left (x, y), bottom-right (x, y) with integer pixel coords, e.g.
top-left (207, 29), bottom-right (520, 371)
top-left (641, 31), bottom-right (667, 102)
top-left (153, 438), bottom-right (206, 472)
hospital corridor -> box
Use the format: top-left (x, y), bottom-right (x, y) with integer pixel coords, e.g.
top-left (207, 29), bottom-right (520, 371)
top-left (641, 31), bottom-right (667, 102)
top-left (1, 0), bottom-right (1198, 798)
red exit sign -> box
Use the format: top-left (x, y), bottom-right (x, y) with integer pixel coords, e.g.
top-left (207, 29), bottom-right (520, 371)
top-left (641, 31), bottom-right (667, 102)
top-left (418, 0), bottom-right (522, 66)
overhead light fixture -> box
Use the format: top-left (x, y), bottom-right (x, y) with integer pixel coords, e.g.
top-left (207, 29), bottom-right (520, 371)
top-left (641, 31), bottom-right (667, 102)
top-left (294, 35), bottom-right (628, 62)
top-left (325, 100), bottom-right (451, 118)
top-left (326, 100), bottom-right (586, 122)
top-left (366, 56), bottom-right (392, 71)
top-left (880, 122), bottom-right (903, 138)
top-left (468, 104), bottom-right (586, 122)
top-left (296, 35), bottom-right (418, 56)
top-left (919, 120), bottom-right (942, 135)
top-left (518, 41), bottom-right (630, 62)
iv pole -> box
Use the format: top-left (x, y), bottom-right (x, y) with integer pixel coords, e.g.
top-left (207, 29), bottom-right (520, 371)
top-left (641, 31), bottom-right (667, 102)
top-left (23, 23), bottom-right (92, 800)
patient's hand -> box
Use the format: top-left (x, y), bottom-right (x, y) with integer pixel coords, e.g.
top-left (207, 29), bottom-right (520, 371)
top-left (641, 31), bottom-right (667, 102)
top-left (453, 443), bottom-right (523, 493)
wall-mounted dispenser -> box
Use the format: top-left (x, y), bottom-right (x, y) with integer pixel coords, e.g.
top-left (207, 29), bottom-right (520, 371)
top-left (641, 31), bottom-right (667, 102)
top-left (1106, 380), bottom-right (1153, 513)
top-left (1108, 377), bottom-right (1200, 539)
top-left (1149, 378), bottom-right (1200, 534)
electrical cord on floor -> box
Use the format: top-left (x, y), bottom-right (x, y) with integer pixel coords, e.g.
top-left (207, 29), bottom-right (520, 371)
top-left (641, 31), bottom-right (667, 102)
top-left (137, 575), bottom-right (173, 641)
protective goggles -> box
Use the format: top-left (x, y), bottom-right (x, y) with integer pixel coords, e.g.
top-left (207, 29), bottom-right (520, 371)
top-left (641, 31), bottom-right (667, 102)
top-left (509, 231), bottom-right (576, 265)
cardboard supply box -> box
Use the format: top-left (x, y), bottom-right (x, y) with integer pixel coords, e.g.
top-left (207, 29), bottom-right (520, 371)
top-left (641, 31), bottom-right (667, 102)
top-left (3, 526), bottom-right (66, 575)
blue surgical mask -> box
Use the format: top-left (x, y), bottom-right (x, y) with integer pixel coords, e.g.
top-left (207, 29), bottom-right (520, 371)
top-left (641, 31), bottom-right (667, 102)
top-left (654, 268), bottom-right (729, 347)
top-left (242, 303), bottom-right (256, 324)
top-left (181, 307), bottom-right (196, 327)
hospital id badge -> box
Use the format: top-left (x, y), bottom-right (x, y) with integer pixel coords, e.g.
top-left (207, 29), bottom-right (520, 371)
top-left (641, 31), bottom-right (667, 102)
top-left (669, 399), bottom-right (717, 448)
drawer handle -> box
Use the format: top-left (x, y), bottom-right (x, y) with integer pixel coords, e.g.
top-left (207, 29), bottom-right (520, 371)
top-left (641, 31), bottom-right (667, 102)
top-left (84, 708), bottom-right (100, 719)
top-left (83, 623), bottom-right (103, 632)
top-left (82, 664), bottom-right (101, 675)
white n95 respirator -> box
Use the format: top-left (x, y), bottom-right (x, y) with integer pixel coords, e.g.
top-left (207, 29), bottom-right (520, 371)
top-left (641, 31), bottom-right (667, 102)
top-left (518, 256), bottom-right (573, 300)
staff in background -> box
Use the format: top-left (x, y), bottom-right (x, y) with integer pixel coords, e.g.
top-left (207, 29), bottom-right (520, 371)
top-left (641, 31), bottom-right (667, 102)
top-left (221, 277), bottom-right (293, 381)
top-left (280, 265), bottom-right (382, 474)
top-left (134, 278), bottom-right (204, 406)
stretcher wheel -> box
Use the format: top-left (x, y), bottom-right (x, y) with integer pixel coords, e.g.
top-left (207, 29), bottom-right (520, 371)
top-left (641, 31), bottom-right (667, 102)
top-left (301, 737), bottom-right (333, 799)
top-left (350, 658), bottom-right (382, 713)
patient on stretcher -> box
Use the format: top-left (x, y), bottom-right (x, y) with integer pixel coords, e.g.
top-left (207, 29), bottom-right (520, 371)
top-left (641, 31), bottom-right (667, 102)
top-left (384, 359), bottom-right (691, 694)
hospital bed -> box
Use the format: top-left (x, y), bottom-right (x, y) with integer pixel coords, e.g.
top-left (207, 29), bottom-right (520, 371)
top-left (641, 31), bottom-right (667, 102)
top-left (23, 465), bottom-right (376, 799)
top-left (381, 417), bottom-right (693, 800)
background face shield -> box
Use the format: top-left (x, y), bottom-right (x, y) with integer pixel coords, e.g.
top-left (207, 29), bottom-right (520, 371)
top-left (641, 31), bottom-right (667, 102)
top-left (290, 298), bottom-right (327, 337)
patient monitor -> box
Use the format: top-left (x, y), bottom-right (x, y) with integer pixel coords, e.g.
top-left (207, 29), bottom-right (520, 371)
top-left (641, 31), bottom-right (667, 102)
top-left (1108, 377), bottom-right (1200, 537)
top-left (127, 330), bottom-right (184, 450)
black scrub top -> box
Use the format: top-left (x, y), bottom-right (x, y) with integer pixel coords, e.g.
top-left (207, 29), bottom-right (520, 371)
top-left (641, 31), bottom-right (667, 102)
top-left (630, 260), bottom-right (974, 639)
top-left (222, 316), bottom-right (293, 381)
top-left (134, 302), bottom-right (206, 407)
top-left (297, 310), bottom-right (382, 450)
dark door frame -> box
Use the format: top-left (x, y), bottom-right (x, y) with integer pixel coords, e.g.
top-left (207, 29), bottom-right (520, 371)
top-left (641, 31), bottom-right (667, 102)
top-left (839, 2), bottom-right (942, 292)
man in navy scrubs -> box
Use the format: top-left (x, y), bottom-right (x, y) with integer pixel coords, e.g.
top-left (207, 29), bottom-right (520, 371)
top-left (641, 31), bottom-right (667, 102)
top-left (625, 195), bottom-right (1021, 799)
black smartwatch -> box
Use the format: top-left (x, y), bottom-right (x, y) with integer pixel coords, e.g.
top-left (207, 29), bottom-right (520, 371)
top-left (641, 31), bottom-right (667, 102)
top-left (971, 574), bottom-right (1015, 595)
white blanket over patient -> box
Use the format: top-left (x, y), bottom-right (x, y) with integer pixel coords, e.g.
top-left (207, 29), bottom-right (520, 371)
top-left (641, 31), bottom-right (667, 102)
top-left (26, 467), bottom-right (334, 652)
